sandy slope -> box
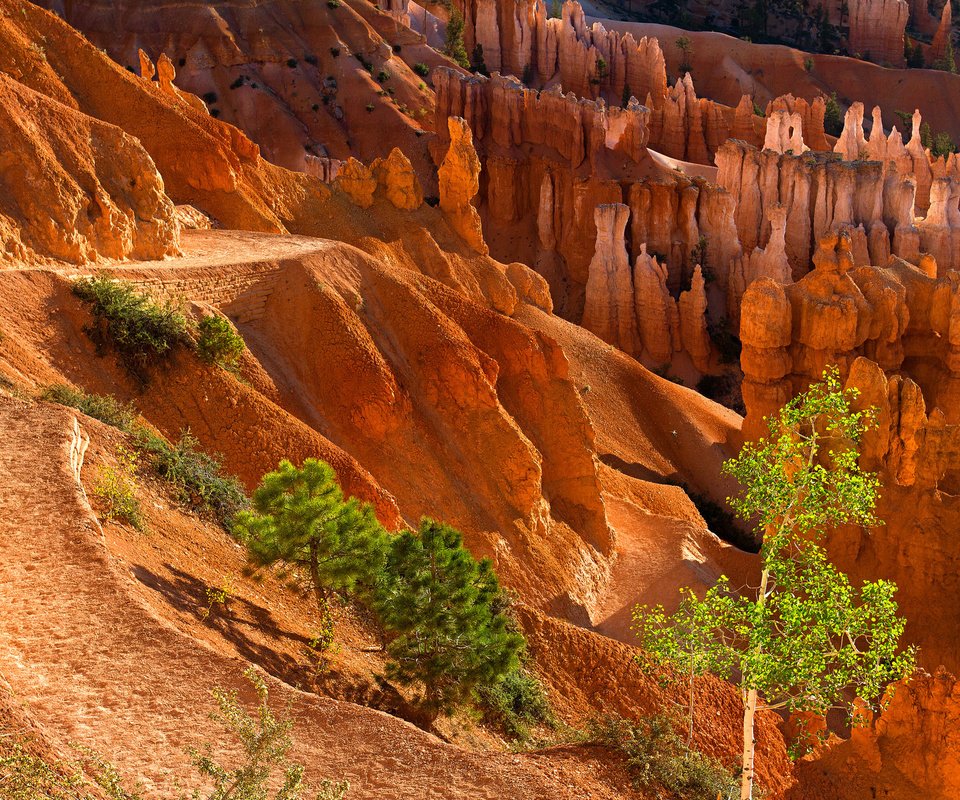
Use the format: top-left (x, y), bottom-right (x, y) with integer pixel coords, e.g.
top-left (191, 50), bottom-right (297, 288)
top-left (0, 397), bottom-right (641, 798)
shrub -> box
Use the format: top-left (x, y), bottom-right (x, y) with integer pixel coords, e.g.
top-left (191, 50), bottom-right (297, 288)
top-left (475, 666), bottom-right (555, 740)
top-left (413, 61), bottom-right (429, 77)
top-left (373, 519), bottom-right (525, 721)
top-left (135, 429), bottom-right (247, 527)
top-left (330, 46), bottom-right (341, 57)
top-left (93, 444), bottom-right (144, 530)
top-left (191, 669), bottom-right (349, 800)
top-left (365, 103), bottom-right (374, 112)
top-left (287, 57), bottom-right (299, 68)
top-left (327, 0), bottom-right (341, 7)
top-left (0, 743), bottom-right (87, 800)
top-left (596, 56), bottom-right (608, 79)
top-left (707, 317), bottom-right (741, 365)
top-left (803, 57), bottom-right (814, 72)
top-left (305, 54), bottom-right (319, 65)
top-left (376, 69), bottom-right (390, 82)
top-left (586, 715), bottom-right (736, 799)
top-left (230, 75), bottom-right (245, 89)
top-left (471, 44), bottom-right (488, 75)
top-left (40, 384), bottom-right (137, 430)
top-left (201, 91), bottom-right (218, 104)
top-left (196, 314), bottom-right (244, 373)
top-left (73, 275), bottom-right (192, 383)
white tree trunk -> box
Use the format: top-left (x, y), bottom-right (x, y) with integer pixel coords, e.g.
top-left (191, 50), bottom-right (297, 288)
top-left (740, 687), bottom-right (758, 799)
top-left (740, 564), bottom-right (770, 800)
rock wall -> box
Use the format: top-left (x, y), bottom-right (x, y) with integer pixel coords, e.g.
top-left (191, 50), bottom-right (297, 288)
top-left (0, 73), bottom-right (179, 265)
top-left (716, 134), bottom-right (923, 282)
top-left (581, 203), bottom-right (708, 367)
top-left (740, 230), bottom-right (960, 448)
top-left (848, 0), bottom-right (909, 67)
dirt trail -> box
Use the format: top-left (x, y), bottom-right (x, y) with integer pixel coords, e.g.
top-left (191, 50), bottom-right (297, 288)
top-left (0, 398), bottom-right (628, 799)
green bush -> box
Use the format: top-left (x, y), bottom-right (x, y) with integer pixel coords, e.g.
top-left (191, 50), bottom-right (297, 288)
top-left (40, 384), bottom-right (137, 431)
top-left (475, 666), bottom-right (555, 740)
top-left (190, 669), bottom-right (349, 800)
top-left (135, 429), bottom-right (247, 527)
top-left (824, 92), bottom-right (843, 137)
top-left (73, 275), bottom-right (192, 383)
top-left (586, 715), bottom-right (736, 800)
top-left (707, 317), bottom-right (741, 365)
top-left (196, 314), bottom-right (244, 372)
top-left (413, 62), bottom-right (429, 77)
top-left (93, 444), bottom-right (144, 530)
top-left (0, 743), bottom-right (87, 800)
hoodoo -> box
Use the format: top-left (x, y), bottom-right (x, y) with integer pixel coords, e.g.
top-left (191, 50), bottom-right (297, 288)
top-left (1, 0), bottom-right (958, 798)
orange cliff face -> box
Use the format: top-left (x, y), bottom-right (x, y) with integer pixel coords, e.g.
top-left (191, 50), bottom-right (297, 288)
top-left (34, 0), bottom-right (460, 181)
top-left (3, 0), bottom-right (960, 797)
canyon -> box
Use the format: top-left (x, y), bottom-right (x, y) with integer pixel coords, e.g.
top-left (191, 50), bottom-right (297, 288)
top-left (1, 0), bottom-right (959, 797)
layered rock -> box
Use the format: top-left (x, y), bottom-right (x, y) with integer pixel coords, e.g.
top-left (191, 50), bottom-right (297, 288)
top-left (633, 244), bottom-right (679, 364)
top-left (371, 148), bottom-right (424, 211)
top-left (794, 668), bottom-right (960, 798)
top-left (763, 109), bottom-right (808, 155)
top-left (728, 204), bottom-right (791, 320)
top-left (433, 68), bottom-right (651, 170)
top-left (439, 117), bottom-right (488, 254)
top-left (37, 0), bottom-right (438, 175)
top-left (766, 95), bottom-right (829, 152)
top-left (740, 230), bottom-right (960, 448)
top-left (581, 204), bottom-right (640, 353)
top-left (717, 137), bottom-right (919, 278)
top-left (335, 158), bottom-right (377, 208)
top-left (0, 72), bottom-right (179, 264)
top-left (931, 0), bottom-right (954, 63)
top-left (848, 0), bottom-right (908, 67)
top-left (678, 265), bottom-right (711, 371)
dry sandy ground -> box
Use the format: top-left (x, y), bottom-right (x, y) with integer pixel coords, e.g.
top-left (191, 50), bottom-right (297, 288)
top-left (0, 398), bottom-right (642, 799)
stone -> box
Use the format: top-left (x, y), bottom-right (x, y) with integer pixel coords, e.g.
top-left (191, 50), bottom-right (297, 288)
top-left (335, 157), bottom-right (376, 208)
top-left (371, 148), bottom-right (423, 211)
top-left (633, 243), bottom-right (678, 364)
top-left (439, 117), bottom-right (488, 254)
top-left (581, 204), bottom-right (640, 354)
top-left (678, 265), bottom-right (711, 371)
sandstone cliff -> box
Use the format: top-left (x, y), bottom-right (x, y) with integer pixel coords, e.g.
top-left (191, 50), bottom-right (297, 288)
top-left (0, 73), bottom-right (179, 264)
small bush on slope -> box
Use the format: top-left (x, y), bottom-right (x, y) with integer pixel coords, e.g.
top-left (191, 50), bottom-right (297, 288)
top-left (134, 428), bottom-right (248, 527)
top-left (585, 715), bottom-right (737, 800)
top-left (73, 275), bottom-right (192, 383)
top-left (0, 743), bottom-right (88, 800)
top-left (40, 385), bottom-right (137, 430)
top-left (0, 671), bottom-right (348, 800)
top-left (187, 668), bottom-right (349, 800)
top-left (475, 665), bottom-right (555, 740)
top-left (196, 314), bottom-right (245, 373)
top-left (93, 444), bottom-right (144, 530)
top-left (40, 386), bottom-right (247, 528)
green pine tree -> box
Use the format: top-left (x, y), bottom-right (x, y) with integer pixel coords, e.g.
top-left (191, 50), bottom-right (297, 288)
top-left (373, 519), bottom-right (524, 720)
top-left (443, 10), bottom-right (470, 70)
top-left (233, 459), bottom-right (387, 620)
top-left (823, 92), bottom-right (843, 137)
